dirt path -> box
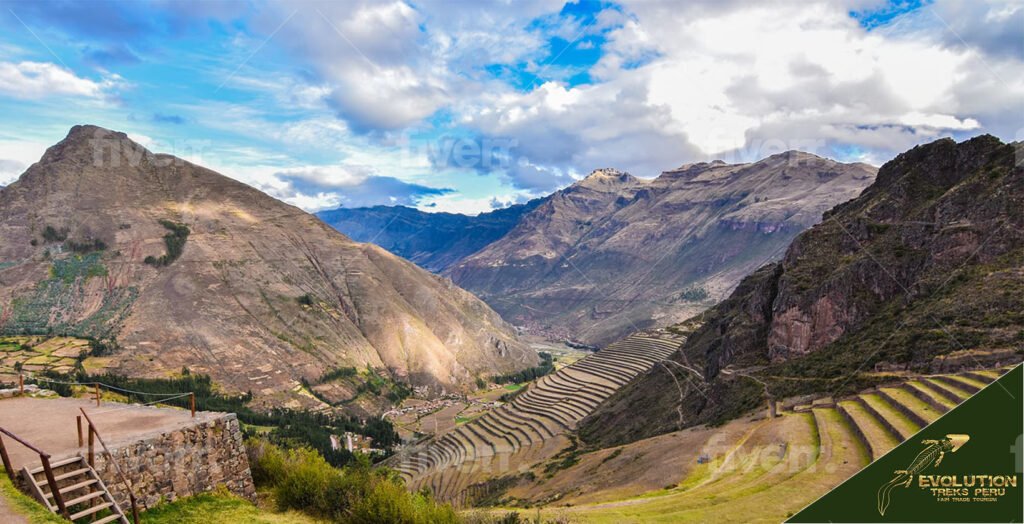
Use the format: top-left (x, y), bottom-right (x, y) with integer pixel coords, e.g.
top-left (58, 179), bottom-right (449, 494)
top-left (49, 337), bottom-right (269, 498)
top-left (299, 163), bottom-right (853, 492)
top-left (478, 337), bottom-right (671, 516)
top-left (0, 492), bottom-right (30, 524)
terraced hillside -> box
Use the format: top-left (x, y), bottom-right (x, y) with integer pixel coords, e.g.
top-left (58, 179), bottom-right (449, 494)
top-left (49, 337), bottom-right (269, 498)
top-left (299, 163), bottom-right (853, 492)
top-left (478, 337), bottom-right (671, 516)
top-left (389, 334), bottom-right (681, 500)
top-left (523, 367), bottom-right (1010, 523)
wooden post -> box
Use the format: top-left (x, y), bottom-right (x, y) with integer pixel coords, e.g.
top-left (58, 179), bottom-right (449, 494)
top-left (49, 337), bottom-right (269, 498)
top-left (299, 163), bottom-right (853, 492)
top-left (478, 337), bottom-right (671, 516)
top-left (129, 493), bottom-right (140, 524)
top-left (94, 383), bottom-right (101, 406)
top-left (77, 416), bottom-right (83, 447)
top-left (40, 455), bottom-right (69, 518)
top-left (0, 435), bottom-right (13, 481)
top-left (190, 392), bottom-right (196, 418)
top-left (87, 426), bottom-right (95, 468)
top-left (18, 373), bottom-right (23, 396)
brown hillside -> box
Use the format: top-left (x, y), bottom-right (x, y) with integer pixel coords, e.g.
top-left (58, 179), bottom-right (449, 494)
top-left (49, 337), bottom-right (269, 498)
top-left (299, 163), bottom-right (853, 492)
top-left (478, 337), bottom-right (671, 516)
top-left (0, 125), bottom-right (535, 409)
top-left (447, 156), bottom-right (876, 346)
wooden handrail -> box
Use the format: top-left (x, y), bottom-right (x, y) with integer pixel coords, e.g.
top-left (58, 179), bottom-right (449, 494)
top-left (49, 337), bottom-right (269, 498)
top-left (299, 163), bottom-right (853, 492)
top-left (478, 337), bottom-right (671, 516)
top-left (79, 408), bottom-right (140, 524)
top-left (0, 427), bottom-right (70, 518)
top-left (0, 427), bottom-right (50, 458)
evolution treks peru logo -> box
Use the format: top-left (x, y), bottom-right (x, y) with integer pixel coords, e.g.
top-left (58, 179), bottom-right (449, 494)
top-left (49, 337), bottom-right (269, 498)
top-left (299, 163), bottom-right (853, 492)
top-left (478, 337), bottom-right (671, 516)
top-left (877, 433), bottom-right (1020, 516)
top-left (877, 434), bottom-right (970, 515)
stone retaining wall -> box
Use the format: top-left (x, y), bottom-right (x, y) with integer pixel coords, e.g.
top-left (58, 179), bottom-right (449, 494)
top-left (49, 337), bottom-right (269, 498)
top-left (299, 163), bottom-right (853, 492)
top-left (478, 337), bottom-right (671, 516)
top-left (92, 413), bottom-right (255, 509)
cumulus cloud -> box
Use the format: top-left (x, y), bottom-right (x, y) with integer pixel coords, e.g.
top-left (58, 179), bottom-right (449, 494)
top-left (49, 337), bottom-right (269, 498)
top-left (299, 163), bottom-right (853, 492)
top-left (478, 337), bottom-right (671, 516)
top-left (0, 61), bottom-right (118, 99)
top-left (250, 0), bottom-right (569, 133)
top-left (455, 0), bottom-right (1024, 180)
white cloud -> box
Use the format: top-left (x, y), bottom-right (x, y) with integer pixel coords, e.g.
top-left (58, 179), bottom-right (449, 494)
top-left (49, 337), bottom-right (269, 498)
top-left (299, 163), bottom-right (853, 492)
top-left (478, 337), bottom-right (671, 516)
top-left (0, 139), bottom-right (48, 185)
top-left (0, 61), bottom-right (117, 99)
top-left (450, 0), bottom-right (1024, 185)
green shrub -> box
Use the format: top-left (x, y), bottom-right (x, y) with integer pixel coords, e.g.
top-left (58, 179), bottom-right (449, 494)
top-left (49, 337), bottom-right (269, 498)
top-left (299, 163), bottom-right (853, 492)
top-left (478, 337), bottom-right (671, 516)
top-left (248, 439), bottom-right (457, 524)
top-left (64, 238), bottom-right (107, 253)
top-left (349, 479), bottom-right (459, 524)
top-left (42, 225), bottom-right (67, 242)
top-left (145, 220), bottom-right (190, 267)
top-left (493, 352), bottom-right (555, 385)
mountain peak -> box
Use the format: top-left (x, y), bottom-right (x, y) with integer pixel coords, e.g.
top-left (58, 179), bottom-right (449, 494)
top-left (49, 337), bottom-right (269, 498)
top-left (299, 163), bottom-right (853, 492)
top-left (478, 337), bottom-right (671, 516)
top-left (1, 126), bottom-right (534, 407)
top-left (35, 124), bottom-right (144, 168)
top-left (572, 168), bottom-right (643, 191)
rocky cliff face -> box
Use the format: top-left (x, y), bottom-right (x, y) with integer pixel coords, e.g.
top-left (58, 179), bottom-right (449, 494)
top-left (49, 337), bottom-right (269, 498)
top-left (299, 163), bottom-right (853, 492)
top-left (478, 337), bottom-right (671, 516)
top-left (579, 135), bottom-right (1024, 447)
top-left (0, 126), bottom-right (536, 409)
top-left (317, 200), bottom-right (542, 273)
top-left (446, 155), bottom-right (876, 346)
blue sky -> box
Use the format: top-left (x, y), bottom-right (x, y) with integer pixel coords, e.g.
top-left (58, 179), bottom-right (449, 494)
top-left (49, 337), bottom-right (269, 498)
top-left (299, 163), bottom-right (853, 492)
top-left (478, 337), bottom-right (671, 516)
top-left (0, 0), bottom-right (1020, 214)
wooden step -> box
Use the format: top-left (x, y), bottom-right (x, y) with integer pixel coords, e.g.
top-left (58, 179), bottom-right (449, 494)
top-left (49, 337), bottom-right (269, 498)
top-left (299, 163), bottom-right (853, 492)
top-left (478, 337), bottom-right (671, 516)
top-left (69, 501), bottom-right (113, 521)
top-left (63, 489), bottom-right (105, 507)
top-left (92, 514), bottom-right (125, 524)
top-left (35, 467), bottom-right (90, 486)
top-left (42, 478), bottom-right (98, 498)
top-left (29, 455), bottom-right (83, 474)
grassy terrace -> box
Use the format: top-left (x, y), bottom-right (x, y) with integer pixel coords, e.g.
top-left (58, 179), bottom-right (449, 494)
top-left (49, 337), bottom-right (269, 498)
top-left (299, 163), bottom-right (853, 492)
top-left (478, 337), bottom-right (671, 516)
top-left (560, 408), bottom-right (867, 523)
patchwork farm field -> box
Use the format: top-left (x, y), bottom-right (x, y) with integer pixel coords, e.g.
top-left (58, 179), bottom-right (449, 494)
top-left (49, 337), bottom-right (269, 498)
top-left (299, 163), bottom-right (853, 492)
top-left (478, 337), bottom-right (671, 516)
top-left (0, 336), bottom-right (107, 376)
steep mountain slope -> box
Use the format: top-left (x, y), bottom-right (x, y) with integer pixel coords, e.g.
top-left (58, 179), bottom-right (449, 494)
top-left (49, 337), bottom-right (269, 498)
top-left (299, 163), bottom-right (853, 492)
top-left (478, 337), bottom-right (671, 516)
top-left (317, 200), bottom-right (542, 273)
top-left (579, 135), bottom-right (1024, 447)
top-left (0, 126), bottom-right (535, 409)
top-left (447, 157), bottom-right (877, 346)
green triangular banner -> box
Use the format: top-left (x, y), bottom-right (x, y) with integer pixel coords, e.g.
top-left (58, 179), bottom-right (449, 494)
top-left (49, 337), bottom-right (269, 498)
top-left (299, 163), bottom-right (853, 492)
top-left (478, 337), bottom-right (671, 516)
top-left (789, 365), bottom-right (1023, 523)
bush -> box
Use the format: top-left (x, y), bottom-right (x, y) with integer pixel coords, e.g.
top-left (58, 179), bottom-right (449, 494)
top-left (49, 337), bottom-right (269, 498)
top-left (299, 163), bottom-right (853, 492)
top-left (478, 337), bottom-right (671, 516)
top-left (349, 479), bottom-right (459, 524)
top-left (145, 220), bottom-right (190, 267)
top-left (493, 352), bottom-right (555, 385)
top-left (42, 225), bottom-right (67, 243)
top-left (248, 439), bottom-right (457, 524)
top-left (64, 238), bottom-right (107, 253)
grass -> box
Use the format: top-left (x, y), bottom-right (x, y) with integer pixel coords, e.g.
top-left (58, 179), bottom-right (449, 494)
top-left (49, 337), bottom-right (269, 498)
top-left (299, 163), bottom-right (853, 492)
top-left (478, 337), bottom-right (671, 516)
top-left (0, 468), bottom-right (66, 523)
top-left (560, 409), bottom-right (865, 523)
top-left (140, 491), bottom-right (318, 524)
top-left (503, 383), bottom-right (524, 392)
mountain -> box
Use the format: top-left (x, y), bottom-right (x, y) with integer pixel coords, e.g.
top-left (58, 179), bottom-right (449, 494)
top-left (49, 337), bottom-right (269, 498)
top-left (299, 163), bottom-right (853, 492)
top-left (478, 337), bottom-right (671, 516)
top-left (316, 199), bottom-right (542, 273)
top-left (446, 156), bottom-right (877, 346)
top-left (579, 135), bottom-right (1024, 447)
top-left (0, 126), bottom-right (536, 410)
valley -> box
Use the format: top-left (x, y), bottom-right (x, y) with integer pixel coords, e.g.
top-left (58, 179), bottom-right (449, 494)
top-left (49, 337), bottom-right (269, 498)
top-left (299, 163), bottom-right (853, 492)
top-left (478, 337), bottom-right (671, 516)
top-left (2, 2), bottom-right (1022, 523)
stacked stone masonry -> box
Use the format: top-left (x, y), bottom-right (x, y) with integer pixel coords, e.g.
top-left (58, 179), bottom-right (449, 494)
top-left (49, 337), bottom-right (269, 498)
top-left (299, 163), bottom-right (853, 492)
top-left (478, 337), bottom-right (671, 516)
top-left (91, 413), bottom-right (256, 510)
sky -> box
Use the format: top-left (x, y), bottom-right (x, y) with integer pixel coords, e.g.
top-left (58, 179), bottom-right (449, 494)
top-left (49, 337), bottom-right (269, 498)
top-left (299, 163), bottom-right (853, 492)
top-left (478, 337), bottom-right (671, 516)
top-left (0, 0), bottom-right (1020, 215)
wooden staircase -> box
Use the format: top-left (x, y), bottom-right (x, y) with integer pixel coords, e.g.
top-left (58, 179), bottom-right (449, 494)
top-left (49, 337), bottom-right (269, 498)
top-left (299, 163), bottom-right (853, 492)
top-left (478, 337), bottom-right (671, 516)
top-left (21, 455), bottom-right (129, 524)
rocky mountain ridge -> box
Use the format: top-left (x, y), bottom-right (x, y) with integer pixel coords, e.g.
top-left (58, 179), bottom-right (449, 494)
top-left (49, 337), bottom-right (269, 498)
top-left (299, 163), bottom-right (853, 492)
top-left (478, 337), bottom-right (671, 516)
top-left (579, 135), bottom-right (1024, 447)
top-left (446, 152), bottom-right (877, 346)
top-left (0, 125), bottom-right (536, 411)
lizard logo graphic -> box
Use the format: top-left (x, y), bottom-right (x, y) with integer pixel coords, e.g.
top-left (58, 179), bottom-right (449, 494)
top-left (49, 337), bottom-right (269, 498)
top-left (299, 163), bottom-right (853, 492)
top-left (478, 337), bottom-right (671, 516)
top-left (876, 434), bottom-right (970, 516)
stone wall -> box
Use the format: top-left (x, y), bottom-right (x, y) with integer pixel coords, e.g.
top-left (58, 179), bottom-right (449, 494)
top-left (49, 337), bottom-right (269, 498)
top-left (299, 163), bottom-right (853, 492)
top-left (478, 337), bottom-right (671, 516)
top-left (91, 413), bottom-right (255, 509)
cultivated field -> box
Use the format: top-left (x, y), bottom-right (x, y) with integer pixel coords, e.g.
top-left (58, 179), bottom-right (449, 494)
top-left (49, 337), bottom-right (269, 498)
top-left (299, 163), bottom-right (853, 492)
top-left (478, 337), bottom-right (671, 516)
top-left (0, 336), bottom-right (114, 378)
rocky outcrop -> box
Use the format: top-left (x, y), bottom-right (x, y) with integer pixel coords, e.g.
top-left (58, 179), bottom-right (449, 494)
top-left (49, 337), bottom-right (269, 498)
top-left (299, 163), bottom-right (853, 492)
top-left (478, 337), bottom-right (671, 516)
top-left (447, 153), bottom-right (876, 346)
top-left (580, 135), bottom-right (1024, 447)
top-left (0, 126), bottom-right (536, 408)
